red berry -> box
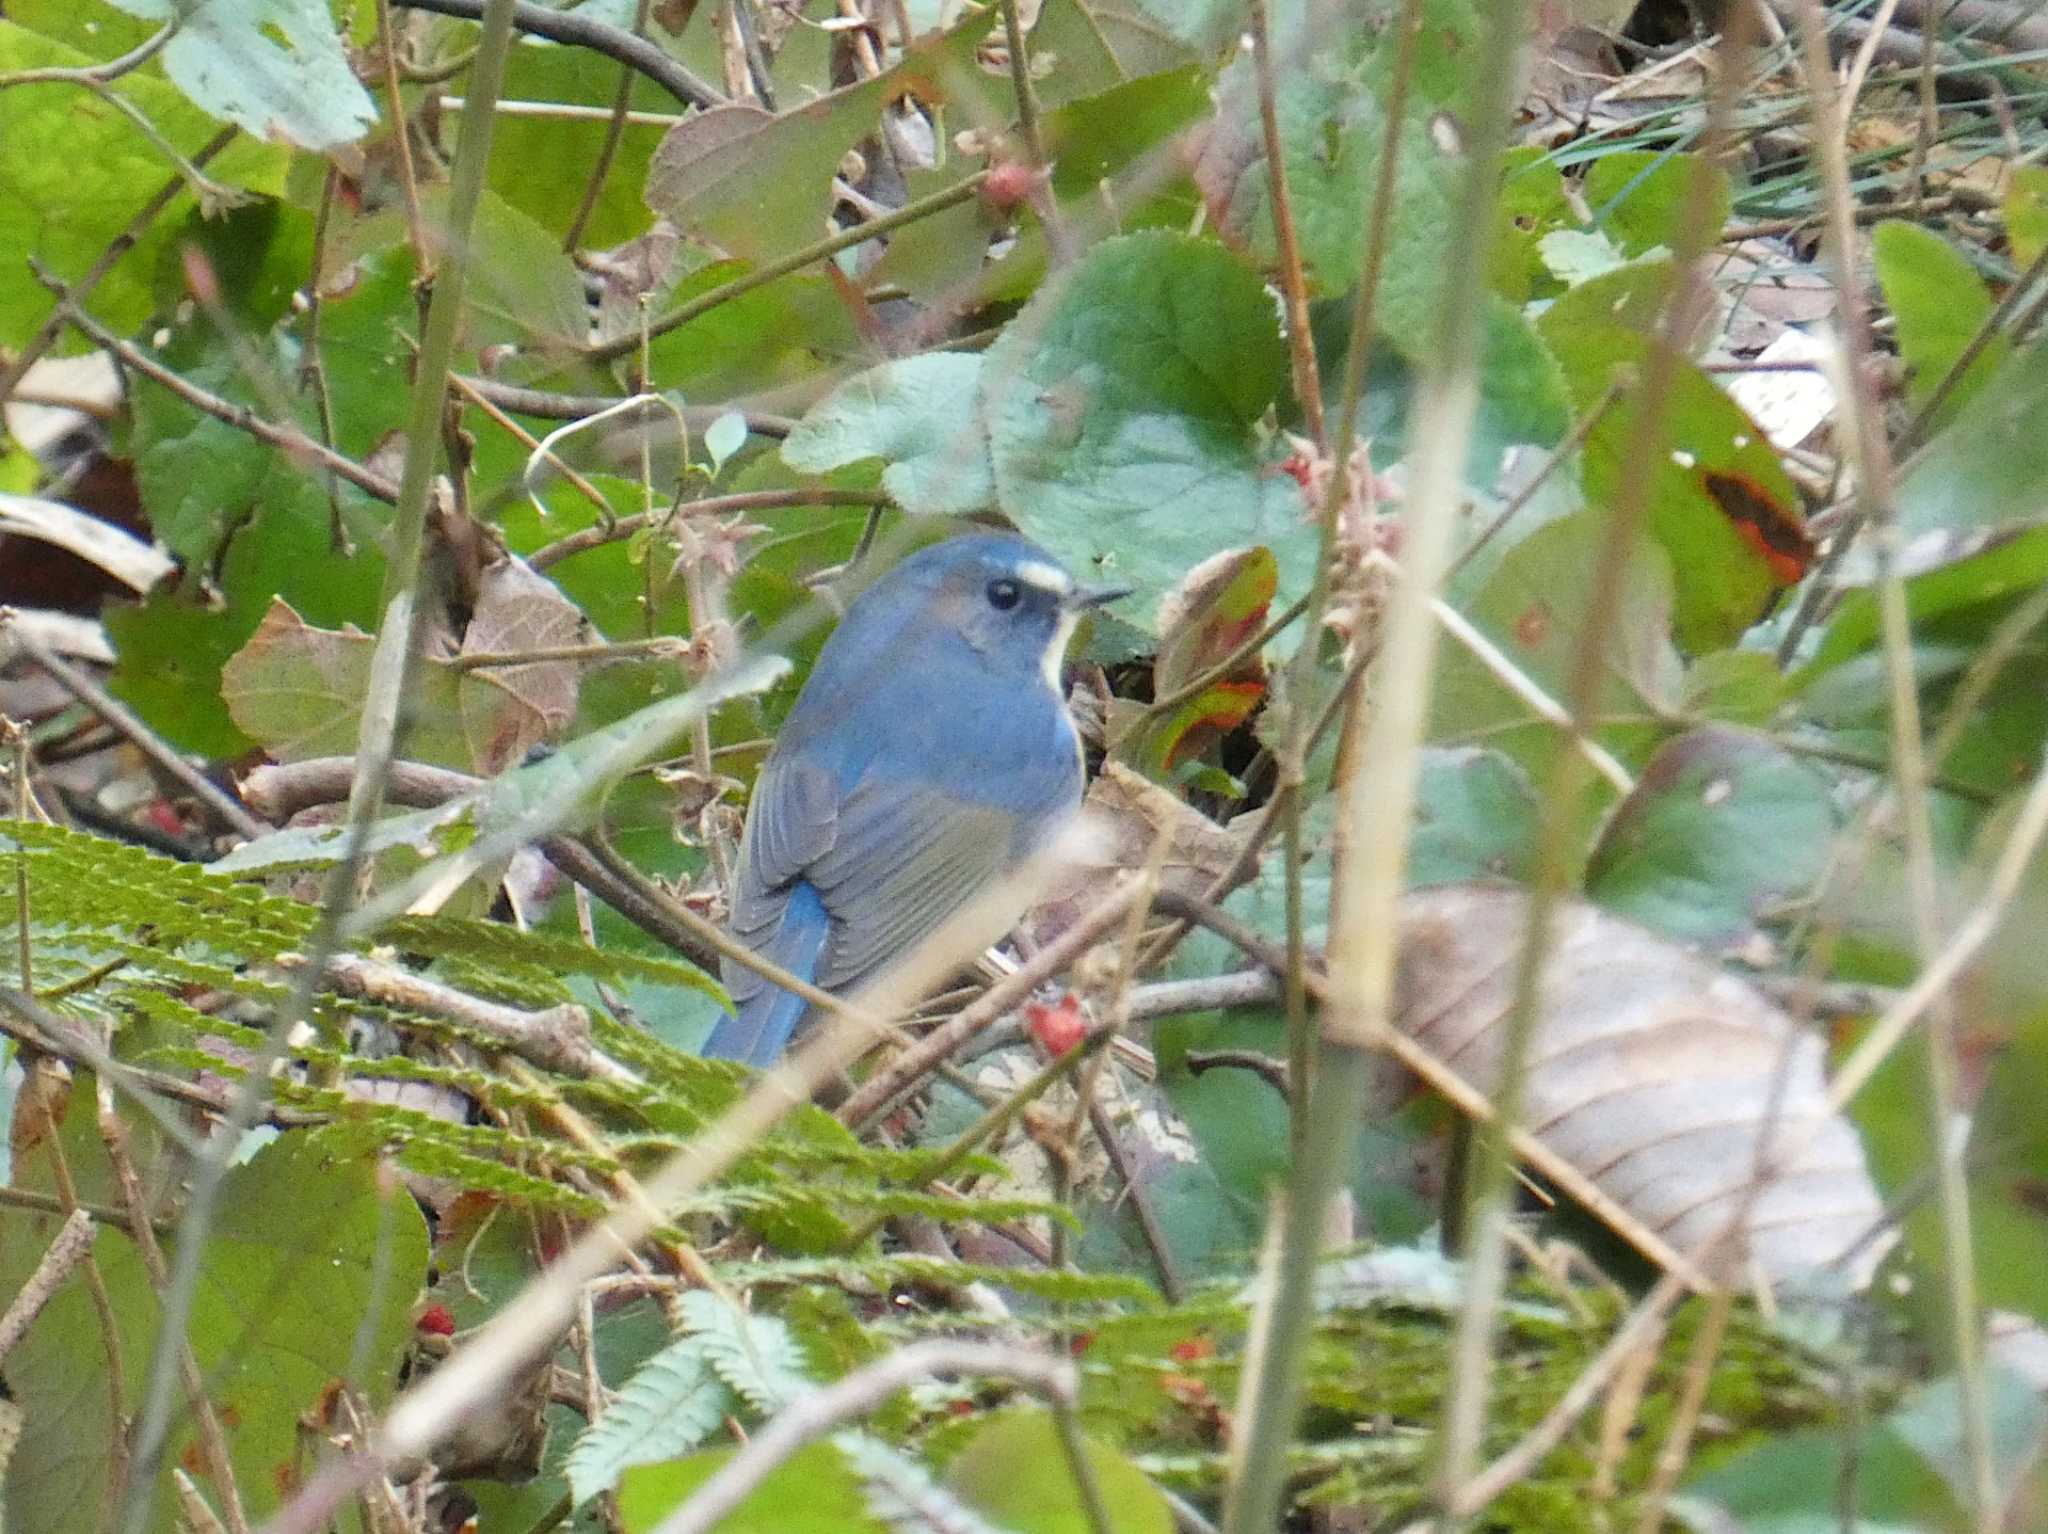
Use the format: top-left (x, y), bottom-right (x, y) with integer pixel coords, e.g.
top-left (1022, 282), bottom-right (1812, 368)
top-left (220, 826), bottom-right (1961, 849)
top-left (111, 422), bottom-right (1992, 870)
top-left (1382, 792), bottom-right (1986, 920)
top-left (982, 161), bottom-right (1043, 212)
top-left (1025, 992), bottom-right (1089, 1055)
top-left (416, 1304), bottom-right (456, 1336)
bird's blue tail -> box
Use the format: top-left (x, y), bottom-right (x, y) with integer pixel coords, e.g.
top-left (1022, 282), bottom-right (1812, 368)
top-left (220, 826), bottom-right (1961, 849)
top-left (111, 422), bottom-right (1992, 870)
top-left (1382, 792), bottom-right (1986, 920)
top-left (702, 882), bottom-right (829, 1068)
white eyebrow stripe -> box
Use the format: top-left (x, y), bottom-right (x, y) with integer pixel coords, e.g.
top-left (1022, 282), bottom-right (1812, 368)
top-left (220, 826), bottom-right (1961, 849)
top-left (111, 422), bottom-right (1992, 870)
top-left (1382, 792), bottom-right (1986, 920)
top-left (1013, 559), bottom-right (1073, 595)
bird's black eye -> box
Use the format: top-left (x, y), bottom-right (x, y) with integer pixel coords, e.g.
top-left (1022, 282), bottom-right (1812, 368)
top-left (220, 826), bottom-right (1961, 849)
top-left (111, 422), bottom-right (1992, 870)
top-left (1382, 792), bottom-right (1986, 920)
top-left (986, 578), bottom-right (1021, 611)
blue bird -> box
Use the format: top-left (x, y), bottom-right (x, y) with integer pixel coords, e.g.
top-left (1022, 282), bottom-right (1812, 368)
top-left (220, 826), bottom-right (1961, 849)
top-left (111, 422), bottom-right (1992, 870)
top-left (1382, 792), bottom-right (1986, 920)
top-left (702, 534), bottom-right (1129, 1067)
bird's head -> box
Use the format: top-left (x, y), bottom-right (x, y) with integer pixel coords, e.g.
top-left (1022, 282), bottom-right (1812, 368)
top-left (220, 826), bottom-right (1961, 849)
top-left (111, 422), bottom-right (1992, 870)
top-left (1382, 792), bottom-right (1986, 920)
top-left (890, 535), bottom-right (1131, 688)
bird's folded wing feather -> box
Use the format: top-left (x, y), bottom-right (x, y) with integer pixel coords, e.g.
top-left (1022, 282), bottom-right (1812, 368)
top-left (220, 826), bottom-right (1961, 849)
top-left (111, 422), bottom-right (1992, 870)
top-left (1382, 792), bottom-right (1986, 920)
top-left (807, 778), bottom-right (1022, 995)
top-left (724, 754), bottom-right (841, 1008)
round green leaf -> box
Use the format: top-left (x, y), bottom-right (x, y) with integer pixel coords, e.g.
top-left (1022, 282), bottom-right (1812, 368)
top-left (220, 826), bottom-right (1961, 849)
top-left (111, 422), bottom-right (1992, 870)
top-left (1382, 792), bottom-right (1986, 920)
top-left (979, 230), bottom-right (1306, 622)
top-left (944, 1409), bottom-right (1172, 1534)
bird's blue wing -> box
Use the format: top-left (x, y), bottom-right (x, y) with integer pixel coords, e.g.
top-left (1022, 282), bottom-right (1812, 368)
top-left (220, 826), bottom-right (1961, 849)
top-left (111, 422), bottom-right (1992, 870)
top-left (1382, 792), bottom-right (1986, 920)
top-left (807, 779), bottom-right (1028, 995)
top-left (705, 756), bottom-right (839, 1065)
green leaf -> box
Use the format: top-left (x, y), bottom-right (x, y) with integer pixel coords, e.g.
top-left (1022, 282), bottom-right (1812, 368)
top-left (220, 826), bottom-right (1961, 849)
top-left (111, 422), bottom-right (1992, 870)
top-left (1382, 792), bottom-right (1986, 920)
top-left (1429, 511), bottom-right (1679, 785)
top-left (781, 353), bottom-right (995, 514)
top-left (1539, 320), bottom-right (1810, 650)
top-left (1582, 150), bottom-right (1731, 259)
top-left (567, 1335), bottom-right (735, 1504)
top-left (219, 599), bottom-right (473, 767)
top-left (2006, 164), bottom-right (2048, 269)
top-left (101, 0), bottom-right (374, 148)
top-left (643, 13), bottom-right (998, 263)
top-left (1874, 220), bottom-right (2007, 430)
top-left (1889, 1370), bottom-right (2048, 1514)
top-left (944, 1409), bottom-right (1173, 1534)
top-left (1212, 54), bottom-right (1438, 299)
top-left (1585, 728), bottom-right (1836, 946)
top-left (619, 1441), bottom-right (884, 1533)
top-left (106, 481), bottom-right (386, 758)
top-left (642, 266), bottom-right (863, 405)
top-left (979, 230), bottom-right (1306, 621)
top-left (1042, 64), bottom-right (1210, 205)
top-left (1884, 341), bottom-right (2048, 547)
top-left (0, 21), bottom-right (288, 348)
top-left (705, 410), bottom-right (749, 472)
top-left (1410, 746), bottom-right (1539, 887)
top-left (0, 1124), bottom-right (427, 1531)
top-left (1682, 648), bottom-right (1789, 727)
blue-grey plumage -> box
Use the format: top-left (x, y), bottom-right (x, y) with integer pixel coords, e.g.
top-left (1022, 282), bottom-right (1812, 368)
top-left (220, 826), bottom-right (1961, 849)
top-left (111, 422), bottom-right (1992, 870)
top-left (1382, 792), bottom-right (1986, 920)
top-left (702, 534), bottom-right (1128, 1067)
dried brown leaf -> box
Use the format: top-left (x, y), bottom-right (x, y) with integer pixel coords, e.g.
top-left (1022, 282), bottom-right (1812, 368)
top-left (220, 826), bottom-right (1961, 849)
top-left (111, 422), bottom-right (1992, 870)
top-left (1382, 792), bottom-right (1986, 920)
top-left (1396, 885), bottom-right (1886, 1286)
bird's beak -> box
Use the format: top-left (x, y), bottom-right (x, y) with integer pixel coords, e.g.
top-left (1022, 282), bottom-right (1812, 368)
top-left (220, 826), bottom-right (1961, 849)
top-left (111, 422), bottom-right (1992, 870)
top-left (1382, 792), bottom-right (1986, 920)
top-left (1066, 581), bottom-right (1133, 611)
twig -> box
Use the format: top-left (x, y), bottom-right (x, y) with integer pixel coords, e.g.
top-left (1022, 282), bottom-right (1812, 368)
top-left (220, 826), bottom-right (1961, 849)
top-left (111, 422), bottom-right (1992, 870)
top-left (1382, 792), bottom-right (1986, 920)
top-left (647, 1342), bottom-right (1082, 1534)
top-left (277, 951), bottom-right (640, 1085)
top-left (1265, 0), bottom-right (1426, 1175)
top-left (445, 371), bottom-right (617, 520)
top-left (528, 488), bottom-right (889, 568)
top-left (120, 9), bottom-right (531, 1530)
top-left (456, 377), bottom-right (796, 434)
top-left (1434, 10), bottom-right (1757, 1515)
top-left (1088, 1094), bottom-right (1185, 1303)
top-left (374, 0), bottom-right (430, 274)
top-left (1632, 1288), bottom-right (1735, 1533)
top-left (585, 172), bottom-right (991, 367)
top-left (1000, 0), bottom-right (1067, 262)
top-left (835, 874), bottom-right (1146, 1130)
top-left (562, 0), bottom-right (657, 251)
top-left (0, 20), bottom-right (174, 86)
top-left (1125, 970), bottom-right (1283, 1020)
top-left (1248, 0), bottom-right (1324, 444)
top-left (1717, 190), bottom-right (1973, 240)
top-left (1446, 378), bottom-right (1625, 583)
top-left (41, 287), bottom-right (400, 504)
top-left (1184, 1048), bottom-right (1291, 1100)
top-left (7, 622), bottom-right (267, 841)
top-left (390, 0), bottom-right (720, 107)
top-left (0, 1183), bottom-right (146, 1234)
top-left (235, 756), bottom-right (724, 972)
top-left (728, 0), bottom-right (778, 110)
top-left (0, 1207), bottom-right (95, 1363)
top-left (1793, 3), bottom-right (1995, 1526)
top-left (837, 1029), bottom-right (1115, 1252)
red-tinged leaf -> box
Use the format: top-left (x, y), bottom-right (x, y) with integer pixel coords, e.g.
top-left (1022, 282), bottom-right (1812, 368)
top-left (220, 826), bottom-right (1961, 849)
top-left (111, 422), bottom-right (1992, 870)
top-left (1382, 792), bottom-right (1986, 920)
top-left (1700, 469), bottom-right (1815, 586)
top-left (1115, 547), bottom-right (1276, 776)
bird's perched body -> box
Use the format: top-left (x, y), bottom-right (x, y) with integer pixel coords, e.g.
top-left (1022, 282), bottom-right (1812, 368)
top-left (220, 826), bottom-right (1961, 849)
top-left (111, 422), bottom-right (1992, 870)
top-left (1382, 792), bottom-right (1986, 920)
top-left (702, 534), bottom-right (1127, 1066)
